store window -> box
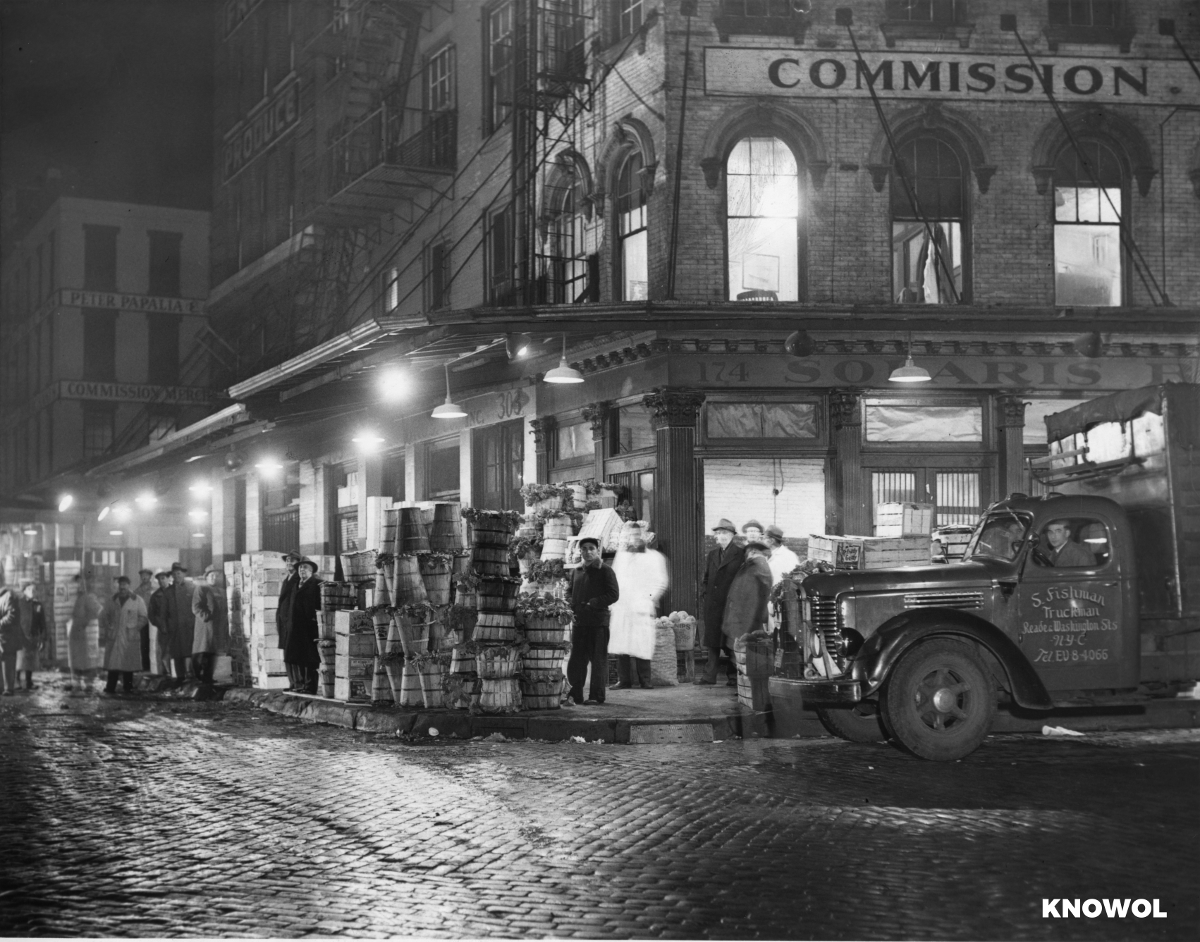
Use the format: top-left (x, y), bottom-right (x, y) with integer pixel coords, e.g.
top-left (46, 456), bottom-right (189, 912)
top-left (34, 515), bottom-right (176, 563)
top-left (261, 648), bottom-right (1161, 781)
top-left (147, 230), bottom-right (182, 297)
top-left (261, 465), bottom-right (301, 554)
top-left (82, 309), bottom-right (118, 382)
top-left (556, 420), bottom-right (593, 463)
top-left (82, 403), bottom-right (116, 459)
top-left (703, 458), bottom-right (825, 547)
top-left (892, 136), bottom-right (966, 304)
top-left (706, 401), bottom-right (818, 439)
top-left (616, 151), bottom-right (648, 301)
top-left (545, 165), bottom-right (592, 304)
top-left (613, 402), bottom-right (655, 454)
top-left (473, 420), bottom-right (524, 511)
top-left (1053, 140), bottom-right (1124, 307)
top-left (871, 468), bottom-right (982, 527)
top-left (726, 137), bottom-right (802, 301)
top-left (865, 402), bottom-right (982, 443)
top-left (486, 204), bottom-right (514, 305)
top-left (427, 437), bottom-right (461, 500)
top-left (885, 0), bottom-right (962, 22)
top-left (331, 466), bottom-right (359, 563)
top-left (83, 224), bottom-right (119, 292)
top-left (485, 1), bottom-right (514, 133)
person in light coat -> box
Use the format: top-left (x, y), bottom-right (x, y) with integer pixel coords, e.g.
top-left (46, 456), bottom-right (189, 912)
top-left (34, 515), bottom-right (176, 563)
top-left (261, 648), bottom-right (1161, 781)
top-left (0, 586), bottom-right (22, 696)
top-left (68, 574), bottom-right (103, 692)
top-left (608, 522), bottom-right (669, 689)
top-left (101, 576), bottom-right (149, 695)
top-left (134, 568), bottom-right (155, 672)
top-left (765, 525), bottom-right (801, 585)
top-left (192, 564), bottom-right (229, 686)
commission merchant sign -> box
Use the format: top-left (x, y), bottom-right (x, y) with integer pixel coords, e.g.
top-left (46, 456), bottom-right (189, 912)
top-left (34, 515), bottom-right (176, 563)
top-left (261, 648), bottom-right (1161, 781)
top-left (59, 289), bottom-right (204, 316)
top-left (223, 75), bottom-right (300, 181)
top-left (58, 381), bottom-right (217, 405)
top-left (705, 48), bottom-right (1194, 105)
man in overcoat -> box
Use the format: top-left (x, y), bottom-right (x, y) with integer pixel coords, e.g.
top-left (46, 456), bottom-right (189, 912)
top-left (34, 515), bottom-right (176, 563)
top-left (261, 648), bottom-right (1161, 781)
top-left (147, 571), bottom-right (172, 675)
top-left (16, 582), bottom-right (47, 689)
top-left (567, 536), bottom-right (620, 705)
top-left (722, 541), bottom-right (773, 647)
top-left (166, 563), bottom-right (196, 683)
top-left (696, 518), bottom-right (746, 686)
top-left (276, 552), bottom-right (301, 691)
top-left (192, 564), bottom-right (229, 686)
top-left (134, 568), bottom-right (155, 671)
top-left (284, 558), bottom-right (321, 694)
top-left (102, 576), bottom-right (149, 695)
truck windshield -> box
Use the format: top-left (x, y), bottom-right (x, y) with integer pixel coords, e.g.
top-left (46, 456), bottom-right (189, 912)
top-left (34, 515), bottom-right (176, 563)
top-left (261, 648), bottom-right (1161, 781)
top-left (964, 512), bottom-right (1032, 561)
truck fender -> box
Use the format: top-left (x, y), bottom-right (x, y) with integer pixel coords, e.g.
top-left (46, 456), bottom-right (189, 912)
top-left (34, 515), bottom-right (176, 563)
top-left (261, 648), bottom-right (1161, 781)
top-left (853, 610), bottom-right (1054, 710)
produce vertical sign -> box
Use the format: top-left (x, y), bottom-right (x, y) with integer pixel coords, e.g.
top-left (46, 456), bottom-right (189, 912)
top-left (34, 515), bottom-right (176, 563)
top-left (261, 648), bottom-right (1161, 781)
top-left (222, 75), bottom-right (300, 182)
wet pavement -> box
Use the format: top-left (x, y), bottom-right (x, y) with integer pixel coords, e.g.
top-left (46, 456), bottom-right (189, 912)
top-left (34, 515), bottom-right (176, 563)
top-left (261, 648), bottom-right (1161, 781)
top-left (1, 673), bottom-right (1198, 940)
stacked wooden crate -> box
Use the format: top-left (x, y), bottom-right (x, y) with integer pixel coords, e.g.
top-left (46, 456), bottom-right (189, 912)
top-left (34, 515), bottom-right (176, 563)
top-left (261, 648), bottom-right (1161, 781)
top-left (244, 552), bottom-right (289, 689)
top-left (809, 534), bottom-right (931, 570)
top-left (874, 502), bottom-right (934, 538)
top-left (334, 609), bottom-right (375, 701)
top-left (223, 559), bottom-right (252, 686)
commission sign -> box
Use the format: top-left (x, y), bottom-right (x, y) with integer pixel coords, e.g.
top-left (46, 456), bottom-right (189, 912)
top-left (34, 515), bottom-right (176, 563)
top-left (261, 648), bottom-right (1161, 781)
top-left (704, 48), bottom-right (1195, 106)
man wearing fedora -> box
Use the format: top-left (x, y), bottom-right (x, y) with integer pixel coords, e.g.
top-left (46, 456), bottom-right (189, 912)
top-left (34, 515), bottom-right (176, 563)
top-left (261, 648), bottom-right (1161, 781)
top-left (276, 551), bottom-right (303, 691)
top-left (164, 562), bottom-right (196, 684)
top-left (134, 568), bottom-right (155, 672)
top-left (697, 518), bottom-right (747, 686)
top-left (192, 564), bottom-right (229, 686)
top-left (283, 558), bottom-right (322, 694)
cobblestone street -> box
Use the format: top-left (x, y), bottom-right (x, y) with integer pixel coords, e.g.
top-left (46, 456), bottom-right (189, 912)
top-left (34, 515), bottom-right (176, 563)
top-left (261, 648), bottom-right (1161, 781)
top-left (1, 679), bottom-right (1197, 940)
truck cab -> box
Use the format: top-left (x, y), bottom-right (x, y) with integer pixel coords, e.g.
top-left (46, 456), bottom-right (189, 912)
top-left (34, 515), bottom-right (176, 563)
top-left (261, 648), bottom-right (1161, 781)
top-left (772, 384), bottom-right (1199, 761)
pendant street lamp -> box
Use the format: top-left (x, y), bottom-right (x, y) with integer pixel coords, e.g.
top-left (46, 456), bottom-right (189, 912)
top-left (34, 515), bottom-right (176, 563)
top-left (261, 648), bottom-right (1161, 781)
top-left (431, 362), bottom-right (467, 418)
top-left (889, 334), bottom-right (932, 383)
top-left (543, 334), bottom-right (584, 384)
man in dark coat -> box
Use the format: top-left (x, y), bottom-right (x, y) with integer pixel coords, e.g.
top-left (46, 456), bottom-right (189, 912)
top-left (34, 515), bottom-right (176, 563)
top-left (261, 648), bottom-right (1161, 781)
top-left (276, 552), bottom-right (302, 691)
top-left (723, 541), bottom-right (773, 646)
top-left (284, 558), bottom-right (321, 694)
top-left (16, 582), bottom-right (48, 689)
top-left (566, 537), bottom-right (620, 705)
top-left (147, 571), bottom-right (172, 675)
top-left (696, 518), bottom-right (747, 685)
top-left (166, 563), bottom-right (196, 683)
top-left (134, 568), bottom-right (155, 672)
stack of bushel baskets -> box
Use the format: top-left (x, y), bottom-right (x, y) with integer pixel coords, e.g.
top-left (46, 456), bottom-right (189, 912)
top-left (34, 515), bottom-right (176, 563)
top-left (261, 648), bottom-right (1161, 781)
top-left (465, 509), bottom-right (523, 713)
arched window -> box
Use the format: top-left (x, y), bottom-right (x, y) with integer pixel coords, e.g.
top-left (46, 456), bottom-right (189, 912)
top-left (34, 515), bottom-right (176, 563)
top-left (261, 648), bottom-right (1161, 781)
top-left (1053, 140), bottom-right (1124, 307)
top-left (891, 136), bottom-right (967, 304)
top-left (726, 136), bottom-right (801, 301)
top-left (546, 168), bottom-right (590, 304)
top-left (616, 151), bottom-right (648, 300)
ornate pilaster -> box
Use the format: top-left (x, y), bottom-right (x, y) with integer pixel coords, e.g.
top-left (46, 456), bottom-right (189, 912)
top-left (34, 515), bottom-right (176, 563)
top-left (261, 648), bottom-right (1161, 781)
top-left (996, 392), bottom-right (1028, 499)
top-left (642, 388), bottom-right (706, 614)
top-left (530, 416), bottom-right (557, 485)
top-left (581, 401), bottom-right (612, 482)
top-left (829, 389), bottom-right (870, 536)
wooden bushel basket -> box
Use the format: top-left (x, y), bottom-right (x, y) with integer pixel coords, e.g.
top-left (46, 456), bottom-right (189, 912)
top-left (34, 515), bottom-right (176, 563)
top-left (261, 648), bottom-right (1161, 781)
top-left (317, 639), bottom-right (336, 669)
top-left (372, 608), bottom-right (392, 656)
top-left (416, 660), bottom-right (446, 708)
top-left (470, 545), bottom-right (511, 576)
top-left (477, 576), bottom-right (519, 610)
top-left (429, 503), bottom-right (464, 553)
top-left (373, 569), bottom-right (391, 608)
top-left (449, 647), bottom-right (476, 673)
top-left (341, 550), bottom-right (379, 582)
top-left (543, 514), bottom-right (573, 541)
top-left (521, 647), bottom-right (567, 672)
top-left (523, 620), bottom-right (570, 646)
top-left (391, 556), bottom-right (428, 604)
top-left (396, 661), bottom-right (424, 707)
top-left (478, 677), bottom-right (521, 713)
top-left (419, 554), bottom-right (453, 606)
top-left (397, 507), bottom-right (431, 555)
top-left (475, 646), bottom-right (520, 679)
top-left (382, 657), bottom-right (406, 701)
top-left (520, 668), bottom-right (564, 710)
top-left (379, 507), bottom-right (400, 556)
top-left (370, 657), bottom-right (393, 703)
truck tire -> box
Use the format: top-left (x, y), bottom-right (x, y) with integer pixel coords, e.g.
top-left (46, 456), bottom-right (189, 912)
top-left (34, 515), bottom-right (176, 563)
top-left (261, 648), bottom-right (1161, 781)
top-left (817, 704), bottom-right (889, 743)
top-left (880, 638), bottom-right (997, 761)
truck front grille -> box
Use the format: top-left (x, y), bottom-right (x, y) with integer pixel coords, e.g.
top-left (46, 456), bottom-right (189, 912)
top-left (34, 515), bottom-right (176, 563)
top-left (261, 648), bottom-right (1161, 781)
top-left (903, 591), bottom-right (985, 610)
top-left (809, 595), bottom-right (842, 656)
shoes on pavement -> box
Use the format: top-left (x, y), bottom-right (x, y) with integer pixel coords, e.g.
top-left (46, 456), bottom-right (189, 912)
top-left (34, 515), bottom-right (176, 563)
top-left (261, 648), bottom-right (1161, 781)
top-left (0, 690), bottom-right (13, 697)
top-left (583, 698), bottom-right (604, 705)
top-left (638, 682), bottom-right (652, 689)
top-left (609, 682), bottom-right (632, 690)
top-left (693, 677), bottom-right (716, 685)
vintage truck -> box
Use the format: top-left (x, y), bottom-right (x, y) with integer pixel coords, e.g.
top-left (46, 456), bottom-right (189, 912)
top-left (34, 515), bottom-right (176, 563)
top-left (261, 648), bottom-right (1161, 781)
top-left (770, 383), bottom-right (1200, 760)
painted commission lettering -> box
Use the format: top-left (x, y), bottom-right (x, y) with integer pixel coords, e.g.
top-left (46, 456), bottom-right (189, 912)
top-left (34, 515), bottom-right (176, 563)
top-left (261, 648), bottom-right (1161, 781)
top-left (222, 77), bottom-right (300, 181)
top-left (727, 48), bottom-right (1168, 103)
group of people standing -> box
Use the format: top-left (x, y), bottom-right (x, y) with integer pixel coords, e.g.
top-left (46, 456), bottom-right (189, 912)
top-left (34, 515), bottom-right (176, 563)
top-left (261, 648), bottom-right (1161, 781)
top-left (698, 519), bottom-right (800, 687)
top-left (0, 582), bottom-right (48, 695)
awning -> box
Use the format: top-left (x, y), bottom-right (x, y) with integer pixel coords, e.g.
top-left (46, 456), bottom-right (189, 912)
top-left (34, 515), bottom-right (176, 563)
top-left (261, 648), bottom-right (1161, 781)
top-left (1044, 385), bottom-right (1165, 442)
top-left (86, 404), bottom-right (257, 477)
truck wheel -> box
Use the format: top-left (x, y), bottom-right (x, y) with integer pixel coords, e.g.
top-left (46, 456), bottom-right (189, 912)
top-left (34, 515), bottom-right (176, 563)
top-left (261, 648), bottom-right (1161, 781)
top-left (880, 638), bottom-right (996, 761)
top-left (817, 705), bottom-right (888, 743)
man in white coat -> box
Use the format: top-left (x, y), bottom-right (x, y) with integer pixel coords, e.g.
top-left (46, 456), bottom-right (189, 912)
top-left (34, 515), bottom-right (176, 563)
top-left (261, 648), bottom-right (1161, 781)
top-left (608, 522), bottom-right (669, 689)
top-left (101, 576), bottom-right (149, 695)
top-left (765, 526), bottom-right (801, 585)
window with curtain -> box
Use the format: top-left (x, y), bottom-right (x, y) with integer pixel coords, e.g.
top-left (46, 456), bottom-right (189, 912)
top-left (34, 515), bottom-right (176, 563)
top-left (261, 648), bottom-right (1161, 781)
top-left (616, 151), bottom-right (648, 300)
top-left (865, 403), bottom-right (982, 442)
top-left (726, 136), bottom-right (801, 301)
top-left (706, 402), bottom-right (818, 439)
top-left (1053, 140), bottom-right (1124, 307)
top-left (891, 136), bottom-right (966, 304)
top-left (546, 168), bottom-right (590, 304)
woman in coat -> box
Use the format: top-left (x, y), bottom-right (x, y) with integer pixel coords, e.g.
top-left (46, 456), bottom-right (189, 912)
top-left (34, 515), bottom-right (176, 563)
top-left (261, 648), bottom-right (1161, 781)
top-left (191, 565), bottom-right (228, 686)
top-left (284, 558), bottom-right (322, 694)
top-left (16, 583), bottom-right (47, 689)
top-left (721, 541), bottom-right (773, 648)
top-left (102, 576), bottom-right (149, 695)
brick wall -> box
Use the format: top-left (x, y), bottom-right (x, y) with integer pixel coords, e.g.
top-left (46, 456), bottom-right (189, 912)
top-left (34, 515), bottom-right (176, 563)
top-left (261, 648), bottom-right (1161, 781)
top-left (703, 457), bottom-right (827, 541)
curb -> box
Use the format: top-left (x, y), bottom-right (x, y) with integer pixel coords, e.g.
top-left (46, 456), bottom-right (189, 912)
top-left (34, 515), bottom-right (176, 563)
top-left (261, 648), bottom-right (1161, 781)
top-left (222, 687), bottom-right (777, 743)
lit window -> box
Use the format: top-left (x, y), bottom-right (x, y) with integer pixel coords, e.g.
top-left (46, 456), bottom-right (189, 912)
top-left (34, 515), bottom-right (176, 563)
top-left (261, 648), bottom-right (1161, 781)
top-left (1053, 141), bottom-right (1124, 307)
top-left (616, 152), bottom-right (648, 301)
top-left (726, 137), bottom-right (800, 301)
top-left (617, 0), bottom-right (645, 39)
top-left (381, 267), bottom-right (399, 313)
top-left (891, 136), bottom-right (966, 304)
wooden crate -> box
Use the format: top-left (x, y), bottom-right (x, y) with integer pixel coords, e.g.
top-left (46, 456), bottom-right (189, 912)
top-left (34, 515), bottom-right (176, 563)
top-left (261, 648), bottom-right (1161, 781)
top-left (809, 534), bottom-right (931, 570)
top-left (875, 501), bottom-right (934, 537)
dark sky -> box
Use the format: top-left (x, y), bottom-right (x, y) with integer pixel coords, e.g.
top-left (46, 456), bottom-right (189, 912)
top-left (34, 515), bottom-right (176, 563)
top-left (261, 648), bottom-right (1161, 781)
top-left (2, 0), bottom-right (213, 247)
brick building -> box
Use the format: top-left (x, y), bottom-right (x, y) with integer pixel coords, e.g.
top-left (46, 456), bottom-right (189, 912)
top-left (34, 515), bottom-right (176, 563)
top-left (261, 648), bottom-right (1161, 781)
top-left (95, 0), bottom-right (1199, 615)
top-left (0, 192), bottom-right (211, 577)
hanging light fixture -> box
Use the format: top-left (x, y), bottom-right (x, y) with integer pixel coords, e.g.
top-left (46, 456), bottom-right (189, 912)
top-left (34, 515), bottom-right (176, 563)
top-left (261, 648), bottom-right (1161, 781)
top-left (431, 362), bottom-right (467, 419)
top-left (543, 334), bottom-right (584, 384)
top-left (889, 333), bottom-right (931, 383)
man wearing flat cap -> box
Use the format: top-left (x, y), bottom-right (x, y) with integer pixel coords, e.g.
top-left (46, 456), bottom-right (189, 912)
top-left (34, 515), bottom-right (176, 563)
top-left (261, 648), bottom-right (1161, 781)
top-left (567, 536), bottom-right (619, 705)
top-left (765, 525), bottom-right (801, 585)
top-left (697, 518), bottom-right (747, 685)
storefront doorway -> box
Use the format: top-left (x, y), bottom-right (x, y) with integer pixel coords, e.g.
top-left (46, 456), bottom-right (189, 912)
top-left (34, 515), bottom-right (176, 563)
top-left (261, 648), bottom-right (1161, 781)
top-left (473, 419), bottom-right (524, 511)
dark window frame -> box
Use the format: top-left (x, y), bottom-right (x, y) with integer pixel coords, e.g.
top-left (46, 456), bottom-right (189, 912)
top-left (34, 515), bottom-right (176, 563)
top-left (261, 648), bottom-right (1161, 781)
top-left (484, 1), bottom-right (514, 134)
top-left (147, 230), bottom-right (183, 297)
top-left (1051, 138), bottom-right (1129, 308)
top-left (83, 224), bottom-right (119, 292)
top-left (82, 402), bottom-right (116, 460)
top-left (1046, 0), bottom-right (1134, 52)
